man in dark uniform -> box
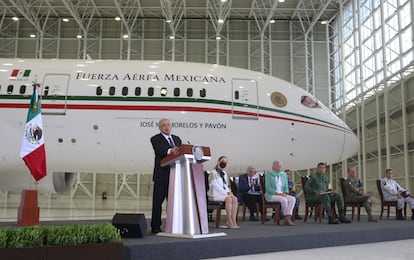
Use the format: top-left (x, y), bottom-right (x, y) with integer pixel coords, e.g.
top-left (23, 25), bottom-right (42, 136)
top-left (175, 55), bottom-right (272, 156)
top-left (150, 118), bottom-right (182, 234)
top-left (305, 162), bottom-right (351, 224)
top-left (345, 167), bottom-right (377, 222)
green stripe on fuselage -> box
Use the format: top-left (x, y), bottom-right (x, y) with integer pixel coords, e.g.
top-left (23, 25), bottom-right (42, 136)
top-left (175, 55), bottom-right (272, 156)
top-left (0, 94), bottom-right (346, 131)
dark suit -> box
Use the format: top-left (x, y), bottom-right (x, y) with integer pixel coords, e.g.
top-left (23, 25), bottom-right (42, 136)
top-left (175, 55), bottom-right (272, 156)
top-left (150, 133), bottom-right (182, 231)
top-left (238, 173), bottom-right (263, 217)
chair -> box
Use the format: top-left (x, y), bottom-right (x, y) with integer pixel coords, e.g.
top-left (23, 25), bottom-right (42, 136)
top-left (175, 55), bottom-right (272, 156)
top-left (205, 171), bottom-right (225, 228)
top-left (375, 179), bottom-right (406, 220)
top-left (339, 177), bottom-right (363, 221)
top-left (234, 176), bottom-right (259, 221)
top-left (258, 174), bottom-right (281, 224)
top-left (301, 176), bottom-right (324, 223)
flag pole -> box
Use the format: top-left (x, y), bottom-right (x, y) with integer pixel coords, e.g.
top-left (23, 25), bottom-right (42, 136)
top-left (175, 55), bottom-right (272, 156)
top-left (18, 82), bottom-right (45, 226)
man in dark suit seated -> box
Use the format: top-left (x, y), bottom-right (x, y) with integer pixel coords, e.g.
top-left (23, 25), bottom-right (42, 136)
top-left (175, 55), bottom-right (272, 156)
top-left (238, 166), bottom-right (263, 221)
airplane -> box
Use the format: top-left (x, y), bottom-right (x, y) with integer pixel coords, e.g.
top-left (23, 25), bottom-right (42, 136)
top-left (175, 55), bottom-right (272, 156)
top-left (0, 59), bottom-right (359, 194)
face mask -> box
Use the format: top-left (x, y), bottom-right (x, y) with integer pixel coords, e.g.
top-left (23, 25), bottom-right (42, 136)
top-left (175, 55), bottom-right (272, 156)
top-left (219, 162), bottom-right (227, 169)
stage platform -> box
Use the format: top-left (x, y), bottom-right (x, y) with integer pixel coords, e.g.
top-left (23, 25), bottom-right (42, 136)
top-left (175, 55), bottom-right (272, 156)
top-left (2, 215), bottom-right (414, 259)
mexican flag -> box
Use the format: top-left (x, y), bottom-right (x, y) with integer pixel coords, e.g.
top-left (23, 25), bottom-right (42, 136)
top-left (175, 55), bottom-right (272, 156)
top-left (20, 83), bottom-right (47, 181)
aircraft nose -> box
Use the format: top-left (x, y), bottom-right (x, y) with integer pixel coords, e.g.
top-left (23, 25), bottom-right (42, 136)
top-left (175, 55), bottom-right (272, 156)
top-left (340, 128), bottom-right (360, 161)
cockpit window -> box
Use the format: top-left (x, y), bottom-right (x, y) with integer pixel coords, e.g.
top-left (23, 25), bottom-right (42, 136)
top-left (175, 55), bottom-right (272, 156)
top-left (270, 92), bottom-right (287, 108)
top-left (301, 95), bottom-right (321, 108)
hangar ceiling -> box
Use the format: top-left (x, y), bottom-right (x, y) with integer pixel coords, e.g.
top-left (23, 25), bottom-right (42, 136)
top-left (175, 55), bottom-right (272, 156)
top-left (0, 0), bottom-right (340, 36)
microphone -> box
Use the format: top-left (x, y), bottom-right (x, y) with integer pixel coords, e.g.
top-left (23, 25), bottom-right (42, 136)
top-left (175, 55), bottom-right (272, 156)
top-left (187, 141), bottom-right (191, 144)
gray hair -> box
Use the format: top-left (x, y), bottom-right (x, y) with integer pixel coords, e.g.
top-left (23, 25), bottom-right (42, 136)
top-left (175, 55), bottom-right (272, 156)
top-left (272, 160), bottom-right (282, 167)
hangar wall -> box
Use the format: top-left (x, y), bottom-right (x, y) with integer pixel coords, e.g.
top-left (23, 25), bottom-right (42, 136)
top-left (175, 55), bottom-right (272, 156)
top-left (1, 2), bottom-right (413, 214)
top-left (343, 75), bottom-right (414, 192)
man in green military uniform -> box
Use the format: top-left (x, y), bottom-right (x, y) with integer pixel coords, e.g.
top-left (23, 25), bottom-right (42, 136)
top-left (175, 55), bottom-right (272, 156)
top-left (305, 162), bottom-right (351, 224)
top-left (345, 167), bottom-right (377, 222)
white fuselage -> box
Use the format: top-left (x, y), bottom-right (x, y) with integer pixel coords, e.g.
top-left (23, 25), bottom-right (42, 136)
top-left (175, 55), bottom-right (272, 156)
top-left (0, 59), bottom-right (359, 192)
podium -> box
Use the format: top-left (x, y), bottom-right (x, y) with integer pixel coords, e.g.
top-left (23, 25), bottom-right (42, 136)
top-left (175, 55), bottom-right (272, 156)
top-left (158, 144), bottom-right (226, 239)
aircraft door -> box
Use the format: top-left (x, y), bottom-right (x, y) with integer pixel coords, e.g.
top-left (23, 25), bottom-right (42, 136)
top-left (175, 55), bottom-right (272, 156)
top-left (231, 78), bottom-right (258, 119)
top-left (41, 73), bottom-right (70, 115)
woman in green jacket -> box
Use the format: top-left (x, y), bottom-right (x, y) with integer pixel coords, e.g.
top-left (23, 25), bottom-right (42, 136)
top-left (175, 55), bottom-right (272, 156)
top-left (265, 161), bottom-right (296, 226)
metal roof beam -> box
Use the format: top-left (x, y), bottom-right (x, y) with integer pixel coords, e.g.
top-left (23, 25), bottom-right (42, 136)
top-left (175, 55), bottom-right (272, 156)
top-left (207, 0), bottom-right (232, 37)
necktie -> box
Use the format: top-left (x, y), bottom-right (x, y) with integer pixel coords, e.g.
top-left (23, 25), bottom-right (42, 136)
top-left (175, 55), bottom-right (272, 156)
top-left (249, 177), bottom-right (255, 192)
top-left (168, 137), bottom-right (175, 147)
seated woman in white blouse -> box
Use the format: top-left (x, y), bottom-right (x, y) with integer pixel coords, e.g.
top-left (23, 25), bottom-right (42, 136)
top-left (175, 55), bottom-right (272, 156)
top-left (207, 155), bottom-right (239, 229)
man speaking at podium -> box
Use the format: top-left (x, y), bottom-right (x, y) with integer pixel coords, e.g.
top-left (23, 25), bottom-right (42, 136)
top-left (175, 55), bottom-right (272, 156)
top-left (150, 118), bottom-right (182, 234)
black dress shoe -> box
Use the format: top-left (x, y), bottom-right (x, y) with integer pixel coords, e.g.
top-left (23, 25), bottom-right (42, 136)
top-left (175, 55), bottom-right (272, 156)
top-left (151, 228), bottom-right (162, 234)
top-left (339, 216), bottom-right (351, 223)
top-left (249, 215), bottom-right (258, 221)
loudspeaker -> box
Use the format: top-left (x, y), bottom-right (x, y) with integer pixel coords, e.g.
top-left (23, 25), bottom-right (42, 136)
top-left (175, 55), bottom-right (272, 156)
top-left (111, 213), bottom-right (147, 238)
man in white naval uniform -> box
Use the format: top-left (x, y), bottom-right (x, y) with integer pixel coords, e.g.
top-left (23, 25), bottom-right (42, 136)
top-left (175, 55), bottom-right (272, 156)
top-left (381, 168), bottom-right (414, 220)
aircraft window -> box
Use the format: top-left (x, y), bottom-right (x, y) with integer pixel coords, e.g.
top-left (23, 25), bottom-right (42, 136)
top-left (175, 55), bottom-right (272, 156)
top-left (96, 86), bottom-right (102, 96)
top-left (109, 86), bottom-right (115, 96)
top-left (301, 95), bottom-right (321, 108)
top-left (160, 87), bottom-right (167, 96)
top-left (186, 88), bottom-right (193, 97)
top-left (44, 86), bottom-right (49, 96)
top-left (122, 86), bottom-right (128, 96)
top-left (270, 92), bottom-right (287, 108)
top-left (7, 85), bottom-right (13, 94)
top-left (174, 88), bottom-right (180, 97)
top-left (200, 88), bottom-right (206, 97)
top-left (19, 85), bottom-right (27, 94)
top-left (234, 90), bottom-right (240, 100)
top-left (135, 87), bottom-right (141, 96)
top-left (148, 87), bottom-right (154, 96)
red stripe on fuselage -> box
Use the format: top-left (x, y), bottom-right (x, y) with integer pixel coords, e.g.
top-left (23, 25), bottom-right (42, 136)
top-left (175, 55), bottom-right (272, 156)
top-left (0, 102), bottom-right (346, 132)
